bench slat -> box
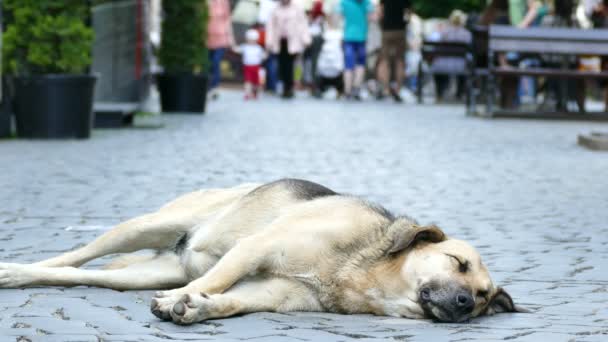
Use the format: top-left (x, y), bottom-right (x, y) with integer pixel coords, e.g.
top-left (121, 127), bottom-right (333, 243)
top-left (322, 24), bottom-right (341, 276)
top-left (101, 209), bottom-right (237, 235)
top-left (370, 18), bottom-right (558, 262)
top-left (490, 25), bottom-right (608, 41)
top-left (493, 67), bottom-right (608, 78)
top-left (489, 25), bottom-right (608, 55)
top-left (490, 38), bottom-right (608, 55)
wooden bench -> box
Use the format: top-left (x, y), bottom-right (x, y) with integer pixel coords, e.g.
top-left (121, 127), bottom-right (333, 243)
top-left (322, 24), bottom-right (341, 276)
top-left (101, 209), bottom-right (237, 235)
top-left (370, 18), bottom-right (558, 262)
top-left (417, 40), bottom-right (471, 104)
top-left (486, 25), bottom-right (608, 120)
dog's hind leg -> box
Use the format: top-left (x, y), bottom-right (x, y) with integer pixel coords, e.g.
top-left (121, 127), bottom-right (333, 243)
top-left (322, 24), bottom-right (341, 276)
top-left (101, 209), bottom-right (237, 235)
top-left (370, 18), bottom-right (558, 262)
top-left (33, 211), bottom-right (197, 268)
top-left (152, 277), bottom-right (322, 324)
top-left (32, 184), bottom-right (259, 268)
top-left (0, 253), bottom-right (188, 290)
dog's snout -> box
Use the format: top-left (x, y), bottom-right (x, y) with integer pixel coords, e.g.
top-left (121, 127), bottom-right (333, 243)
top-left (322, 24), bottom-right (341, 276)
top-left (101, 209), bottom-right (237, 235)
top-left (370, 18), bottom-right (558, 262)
top-left (455, 292), bottom-right (474, 313)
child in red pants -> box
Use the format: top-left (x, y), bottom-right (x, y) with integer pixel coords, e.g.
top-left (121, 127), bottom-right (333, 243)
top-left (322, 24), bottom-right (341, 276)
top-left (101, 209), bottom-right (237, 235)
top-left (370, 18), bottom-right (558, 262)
top-left (234, 29), bottom-right (266, 99)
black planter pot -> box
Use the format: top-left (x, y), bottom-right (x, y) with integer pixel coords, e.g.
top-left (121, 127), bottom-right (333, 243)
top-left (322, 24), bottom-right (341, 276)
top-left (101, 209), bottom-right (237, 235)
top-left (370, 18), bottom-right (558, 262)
top-left (157, 73), bottom-right (207, 113)
top-left (14, 74), bottom-right (97, 139)
top-left (0, 77), bottom-right (14, 138)
top-left (0, 100), bottom-right (11, 138)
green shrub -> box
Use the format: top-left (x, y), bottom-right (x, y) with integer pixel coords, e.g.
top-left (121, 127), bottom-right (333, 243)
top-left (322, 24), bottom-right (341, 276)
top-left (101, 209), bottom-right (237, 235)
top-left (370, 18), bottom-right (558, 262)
top-left (2, 0), bottom-right (94, 75)
top-left (159, 0), bottom-right (208, 74)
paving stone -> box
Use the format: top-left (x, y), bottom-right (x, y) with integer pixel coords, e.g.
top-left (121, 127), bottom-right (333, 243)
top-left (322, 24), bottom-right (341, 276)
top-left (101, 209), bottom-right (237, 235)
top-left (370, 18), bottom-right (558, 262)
top-left (1, 89), bottom-right (607, 340)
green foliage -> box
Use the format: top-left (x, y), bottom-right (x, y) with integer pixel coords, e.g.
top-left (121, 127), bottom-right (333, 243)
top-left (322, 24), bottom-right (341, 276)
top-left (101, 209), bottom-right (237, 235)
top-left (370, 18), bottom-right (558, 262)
top-left (2, 0), bottom-right (94, 75)
top-left (412, 0), bottom-right (486, 18)
top-left (159, 0), bottom-right (208, 74)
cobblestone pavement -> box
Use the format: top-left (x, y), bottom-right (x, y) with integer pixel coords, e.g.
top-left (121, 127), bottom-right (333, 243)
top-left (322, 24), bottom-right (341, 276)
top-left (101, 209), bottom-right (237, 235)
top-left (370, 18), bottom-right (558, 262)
top-left (1, 90), bottom-right (608, 341)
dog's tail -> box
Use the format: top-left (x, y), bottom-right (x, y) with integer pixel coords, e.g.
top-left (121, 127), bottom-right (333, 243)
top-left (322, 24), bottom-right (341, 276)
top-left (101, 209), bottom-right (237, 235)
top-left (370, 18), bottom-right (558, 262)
top-left (102, 254), bottom-right (157, 270)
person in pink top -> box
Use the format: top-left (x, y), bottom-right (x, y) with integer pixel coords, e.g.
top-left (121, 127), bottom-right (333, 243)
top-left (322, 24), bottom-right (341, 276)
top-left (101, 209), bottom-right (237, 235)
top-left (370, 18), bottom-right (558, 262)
top-left (207, 0), bottom-right (235, 99)
top-left (266, 0), bottom-right (311, 99)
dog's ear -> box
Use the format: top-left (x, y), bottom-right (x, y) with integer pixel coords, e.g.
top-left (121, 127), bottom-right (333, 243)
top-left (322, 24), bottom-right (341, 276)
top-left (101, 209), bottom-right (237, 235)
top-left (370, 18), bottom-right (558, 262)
top-left (387, 219), bottom-right (446, 254)
top-left (484, 287), bottom-right (530, 315)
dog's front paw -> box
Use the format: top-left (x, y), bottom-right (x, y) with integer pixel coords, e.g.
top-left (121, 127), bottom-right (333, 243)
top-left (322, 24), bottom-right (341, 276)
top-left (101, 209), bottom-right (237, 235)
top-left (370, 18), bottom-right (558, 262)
top-left (150, 291), bottom-right (213, 324)
top-left (151, 292), bottom-right (181, 320)
top-left (169, 293), bottom-right (213, 325)
top-left (0, 263), bottom-right (35, 288)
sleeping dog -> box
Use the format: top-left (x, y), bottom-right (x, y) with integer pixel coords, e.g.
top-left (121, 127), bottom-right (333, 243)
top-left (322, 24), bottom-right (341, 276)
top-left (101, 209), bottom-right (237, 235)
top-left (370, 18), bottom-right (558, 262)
top-left (0, 179), bottom-right (525, 324)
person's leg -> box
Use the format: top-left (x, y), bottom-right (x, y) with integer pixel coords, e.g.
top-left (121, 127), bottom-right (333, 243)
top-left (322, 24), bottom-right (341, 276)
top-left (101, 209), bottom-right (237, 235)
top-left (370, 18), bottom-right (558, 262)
top-left (278, 40), bottom-right (289, 94)
top-left (265, 55), bottom-right (278, 92)
top-left (335, 75), bottom-right (345, 96)
top-left (353, 42), bottom-right (366, 94)
top-left (244, 82), bottom-right (253, 99)
top-left (284, 54), bottom-right (295, 97)
top-left (208, 49), bottom-right (218, 89)
top-left (278, 39), bottom-right (294, 97)
top-left (342, 42), bottom-right (357, 97)
top-left (251, 65), bottom-right (261, 98)
top-left (377, 33), bottom-right (390, 97)
top-left (302, 45), bottom-right (313, 87)
top-left (316, 77), bottom-right (327, 94)
top-left (310, 36), bottom-right (324, 94)
top-left (243, 65), bottom-right (251, 99)
top-left (377, 59), bottom-right (389, 96)
top-left (208, 49), bottom-right (225, 95)
top-left (393, 31), bottom-right (406, 102)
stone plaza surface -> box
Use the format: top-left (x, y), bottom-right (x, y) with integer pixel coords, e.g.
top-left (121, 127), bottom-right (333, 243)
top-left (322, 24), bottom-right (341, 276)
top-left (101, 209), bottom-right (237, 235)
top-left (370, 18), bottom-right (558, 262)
top-left (1, 90), bottom-right (607, 341)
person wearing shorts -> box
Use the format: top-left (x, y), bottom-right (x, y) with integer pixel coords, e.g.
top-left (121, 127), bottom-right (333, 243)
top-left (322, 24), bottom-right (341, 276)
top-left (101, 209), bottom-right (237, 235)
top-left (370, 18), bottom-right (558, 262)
top-left (376, 0), bottom-right (410, 102)
top-left (336, 0), bottom-right (375, 100)
top-left (235, 29), bottom-right (267, 100)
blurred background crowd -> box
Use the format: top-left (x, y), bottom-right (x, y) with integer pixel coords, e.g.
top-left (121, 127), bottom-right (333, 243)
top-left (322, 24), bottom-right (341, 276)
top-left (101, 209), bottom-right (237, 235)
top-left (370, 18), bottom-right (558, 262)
top-left (157, 0), bottom-right (608, 108)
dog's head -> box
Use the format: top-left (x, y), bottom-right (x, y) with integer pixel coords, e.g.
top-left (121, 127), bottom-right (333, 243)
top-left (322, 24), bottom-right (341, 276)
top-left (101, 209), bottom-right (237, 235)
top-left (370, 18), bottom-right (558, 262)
top-left (385, 219), bottom-right (526, 323)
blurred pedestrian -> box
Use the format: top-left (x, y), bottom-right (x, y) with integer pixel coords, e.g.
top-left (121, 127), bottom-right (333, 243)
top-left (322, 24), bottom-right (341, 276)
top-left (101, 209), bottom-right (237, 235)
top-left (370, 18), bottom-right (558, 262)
top-left (207, 0), bottom-right (235, 100)
top-left (540, 0), bottom-right (584, 111)
top-left (315, 22), bottom-right (345, 98)
top-left (266, 0), bottom-right (311, 99)
top-left (376, 0), bottom-right (410, 102)
top-left (584, 0), bottom-right (608, 111)
top-left (432, 10), bottom-right (471, 102)
top-left (258, 0), bottom-right (279, 93)
top-left (511, 0), bottom-right (547, 28)
top-left (509, 1), bottom-right (548, 105)
top-left (336, 0), bottom-right (375, 100)
top-left (303, 0), bottom-right (325, 94)
top-left (479, 0), bottom-right (518, 109)
top-left (479, 0), bottom-right (510, 25)
top-left (233, 29), bottom-right (267, 100)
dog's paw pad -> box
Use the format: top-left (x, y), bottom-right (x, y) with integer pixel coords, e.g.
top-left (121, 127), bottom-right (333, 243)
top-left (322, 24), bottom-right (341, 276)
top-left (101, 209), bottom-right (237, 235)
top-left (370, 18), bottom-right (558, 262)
top-left (172, 301), bottom-right (186, 316)
top-left (150, 295), bottom-right (181, 321)
top-left (169, 293), bottom-right (213, 325)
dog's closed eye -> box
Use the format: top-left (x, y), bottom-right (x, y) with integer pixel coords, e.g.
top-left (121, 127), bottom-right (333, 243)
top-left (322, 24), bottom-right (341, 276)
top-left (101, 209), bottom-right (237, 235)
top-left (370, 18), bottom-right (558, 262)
top-left (445, 254), bottom-right (469, 273)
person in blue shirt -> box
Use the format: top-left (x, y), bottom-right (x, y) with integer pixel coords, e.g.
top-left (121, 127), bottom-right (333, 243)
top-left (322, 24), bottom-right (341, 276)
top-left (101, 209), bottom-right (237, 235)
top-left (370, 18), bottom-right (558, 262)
top-left (335, 0), bottom-right (375, 100)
